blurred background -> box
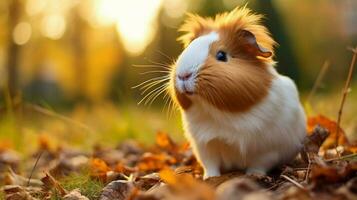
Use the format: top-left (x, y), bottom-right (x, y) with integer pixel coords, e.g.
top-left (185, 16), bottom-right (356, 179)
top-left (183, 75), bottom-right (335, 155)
top-left (0, 0), bottom-right (356, 152)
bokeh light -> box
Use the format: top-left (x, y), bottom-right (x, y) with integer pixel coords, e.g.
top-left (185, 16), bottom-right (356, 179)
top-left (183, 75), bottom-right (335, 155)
top-left (41, 14), bottom-right (66, 40)
top-left (13, 22), bottom-right (32, 45)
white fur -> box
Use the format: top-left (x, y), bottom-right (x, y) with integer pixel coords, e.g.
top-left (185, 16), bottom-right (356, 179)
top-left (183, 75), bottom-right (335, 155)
top-left (181, 66), bottom-right (306, 179)
top-left (175, 32), bottom-right (219, 93)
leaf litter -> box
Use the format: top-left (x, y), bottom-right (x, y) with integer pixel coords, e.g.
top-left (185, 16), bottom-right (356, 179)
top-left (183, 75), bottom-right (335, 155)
top-left (1, 116), bottom-right (357, 200)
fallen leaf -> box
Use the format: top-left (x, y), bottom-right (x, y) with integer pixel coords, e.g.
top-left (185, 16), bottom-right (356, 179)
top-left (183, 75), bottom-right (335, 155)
top-left (310, 161), bottom-right (357, 183)
top-left (63, 189), bottom-right (89, 200)
top-left (99, 180), bottom-right (136, 200)
top-left (156, 132), bottom-right (177, 152)
top-left (2, 185), bottom-right (36, 200)
top-left (216, 177), bottom-right (272, 200)
top-left (41, 172), bottom-right (67, 196)
top-left (307, 115), bottom-right (349, 149)
top-left (336, 177), bottom-right (357, 200)
top-left (4, 168), bottom-right (43, 187)
top-left (90, 158), bottom-right (111, 181)
top-left (159, 169), bottom-right (215, 200)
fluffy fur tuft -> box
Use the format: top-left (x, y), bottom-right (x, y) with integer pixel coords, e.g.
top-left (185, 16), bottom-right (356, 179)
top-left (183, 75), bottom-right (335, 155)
top-left (178, 7), bottom-right (276, 62)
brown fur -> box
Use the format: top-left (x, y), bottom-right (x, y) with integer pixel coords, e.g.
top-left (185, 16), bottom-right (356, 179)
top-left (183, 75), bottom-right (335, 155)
top-left (173, 7), bottom-right (276, 112)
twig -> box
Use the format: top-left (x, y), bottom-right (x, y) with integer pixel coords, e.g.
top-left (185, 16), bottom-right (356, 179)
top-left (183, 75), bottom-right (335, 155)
top-left (280, 174), bottom-right (305, 190)
top-left (324, 153), bottom-right (357, 162)
top-left (335, 46), bottom-right (357, 155)
top-left (304, 154), bottom-right (312, 182)
top-left (306, 60), bottom-right (330, 104)
top-left (27, 150), bottom-right (44, 187)
top-left (265, 180), bottom-right (286, 191)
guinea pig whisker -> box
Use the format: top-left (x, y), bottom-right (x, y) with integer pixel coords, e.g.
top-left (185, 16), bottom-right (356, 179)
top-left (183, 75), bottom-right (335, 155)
top-left (147, 84), bottom-right (169, 106)
top-left (144, 58), bottom-right (172, 68)
top-left (140, 78), bottom-right (169, 94)
top-left (162, 89), bottom-right (172, 113)
top-left (133, 64), bottom-right (171, 70)
top-left (138, 84), bottom-right (167, 105)
top-left (132, 75), bottom-right (169, 89)
top-left (140, 70), bottom-right (170, 75)
top-left (139, 77), bottom-right (169, 90)
top-left (155, 50), bottom-right (176, 64)
top-left (167, 96), bottom-right (177, 118)
top-left (140, 84), bottom-right (167, 106)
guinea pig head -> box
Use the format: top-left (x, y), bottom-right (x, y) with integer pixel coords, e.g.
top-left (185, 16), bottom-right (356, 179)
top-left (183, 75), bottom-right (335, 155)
top-left (170, 7), bottom-right (277, 112)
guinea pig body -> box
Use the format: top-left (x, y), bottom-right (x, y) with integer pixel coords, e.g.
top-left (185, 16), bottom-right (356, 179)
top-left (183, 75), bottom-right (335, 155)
top-left (168, 7), bottom-right (306, 179)
top-left (181, 68), bottom-right (306, 178)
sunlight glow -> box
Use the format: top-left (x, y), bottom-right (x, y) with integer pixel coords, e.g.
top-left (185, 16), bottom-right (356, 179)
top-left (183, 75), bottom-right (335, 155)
top-left (95, 0), bottom-right (163, 56)
top-left (26, 0), bottom-right (47, 16)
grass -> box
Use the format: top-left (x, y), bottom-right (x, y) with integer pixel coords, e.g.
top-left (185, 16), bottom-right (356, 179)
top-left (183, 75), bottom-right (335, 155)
top-left (51, 172), bottom-right (104, 199)
top-left (0, 102), bottom-right (182, 153)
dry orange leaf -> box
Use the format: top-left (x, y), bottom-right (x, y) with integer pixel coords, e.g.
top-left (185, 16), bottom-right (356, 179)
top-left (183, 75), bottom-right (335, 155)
top-left (90, 158), bottom-right (111, 181)
top-left (156, 131), bottom-right (176, 151)
top-left (159, 169), bottom-right (215, 200)
top-left (114, 162), bottom-right (136, 174)
top-left (0, 140), bottom-right (13, 152)
top-left (137, 152), bottom-right (177, 172)
top-left (38, 134), bottom-right (53, 151)
top-left (307, 115), bottom-right (349, 149)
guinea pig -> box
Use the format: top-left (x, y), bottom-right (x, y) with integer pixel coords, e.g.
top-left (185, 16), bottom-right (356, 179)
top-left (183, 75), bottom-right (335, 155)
top-left (168, 6), bottom-right (306, 179)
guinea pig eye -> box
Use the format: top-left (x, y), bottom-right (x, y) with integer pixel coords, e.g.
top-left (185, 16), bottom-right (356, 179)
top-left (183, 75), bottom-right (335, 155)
top-left (216, 51), bottom-right (227, 62)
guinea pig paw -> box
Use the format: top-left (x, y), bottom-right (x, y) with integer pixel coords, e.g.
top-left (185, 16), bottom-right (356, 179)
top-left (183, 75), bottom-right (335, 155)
top-left (203, 170), bottom-right (221, 180)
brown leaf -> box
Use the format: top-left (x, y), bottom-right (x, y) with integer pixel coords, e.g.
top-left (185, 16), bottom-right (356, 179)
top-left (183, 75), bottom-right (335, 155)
top-left (99, 180), bottom-right (136, 200)
top-left (0, 150), bottom-right (20, 172)
top-left (301, 125), bottom-right (329, 163)
top-left (336, 177), bottom-right (357, 200)
top-left (215, 177), bottom-right (271, 200)
top-left (277, 186), bottom-right (311, 200)
top-left (310, 161), bottom-right (357, 183)
top-left (135, 173), bottom-right (161, 191)
top-left (4, 168), bottom-right (43, 187)
top-left (205, 171), bottom-right (244, 187)
top-left (2, 185), bottom-right (36, 200)
top-left (63, 189), bottom-right (89, 200)
top-left (304, 125), bottom-right (329, 154)
top-left (41, 172), bottom-right (67, 196)
top-left (49, 155), bottom-right (89, 178)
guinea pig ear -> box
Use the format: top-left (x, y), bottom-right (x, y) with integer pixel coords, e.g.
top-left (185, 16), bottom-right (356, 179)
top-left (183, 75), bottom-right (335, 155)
top-left (178, 13), bottom-right (213, 47)
top-left (240, 30), bottom-right (272, 58)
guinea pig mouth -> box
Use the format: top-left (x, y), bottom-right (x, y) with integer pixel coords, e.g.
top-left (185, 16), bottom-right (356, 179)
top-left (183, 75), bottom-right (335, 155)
top-left (175, 79), bottom-right (195, 95)
top-left (183, 86), bottom-right (194, 95)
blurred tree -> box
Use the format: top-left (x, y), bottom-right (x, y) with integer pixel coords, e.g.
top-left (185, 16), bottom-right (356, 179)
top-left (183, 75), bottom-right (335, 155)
top-left (69, 7), bottom-right (87, 102)
top-left (6, 0), bottom-right (22, 100)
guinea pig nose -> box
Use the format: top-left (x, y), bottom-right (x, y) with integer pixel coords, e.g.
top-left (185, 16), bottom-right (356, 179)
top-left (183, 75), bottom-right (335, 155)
top-left (178, 72), bottom-right (193, 81)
